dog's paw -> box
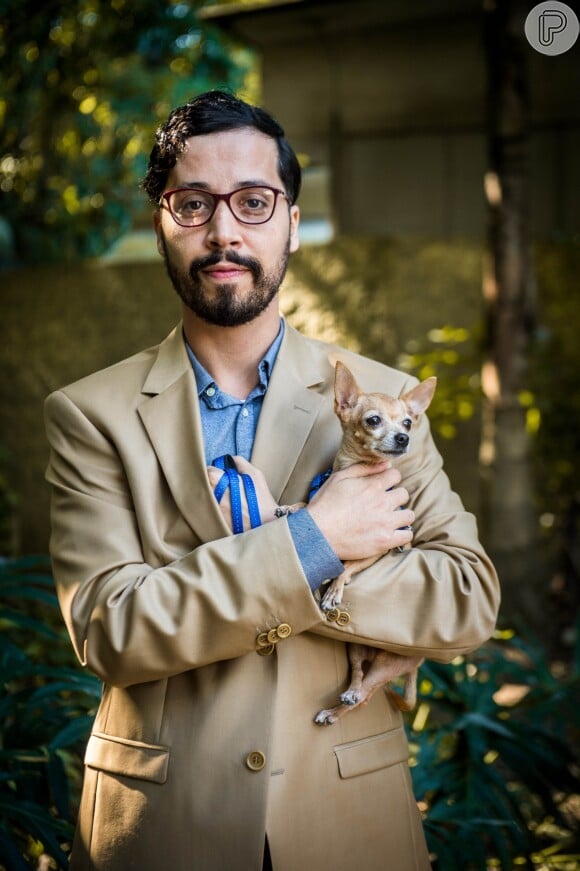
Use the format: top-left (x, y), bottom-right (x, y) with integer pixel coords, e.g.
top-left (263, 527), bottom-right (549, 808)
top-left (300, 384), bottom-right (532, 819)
top-left (314, 708), bottom-right (337, 726)
top-left (340, 689), bottom-right (361, 706)
top-left (320, 587), bottom-right (343, 611)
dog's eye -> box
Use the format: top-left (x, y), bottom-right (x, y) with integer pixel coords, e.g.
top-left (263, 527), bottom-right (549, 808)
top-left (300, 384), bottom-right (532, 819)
top-left (402, 418), bottom-right (412, 430)
top-left (364, 415), bottom-right (382, 428)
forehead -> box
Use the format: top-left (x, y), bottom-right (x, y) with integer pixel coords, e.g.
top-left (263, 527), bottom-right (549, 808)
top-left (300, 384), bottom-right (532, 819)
top-left (167, 127), bottom-right (281, 190)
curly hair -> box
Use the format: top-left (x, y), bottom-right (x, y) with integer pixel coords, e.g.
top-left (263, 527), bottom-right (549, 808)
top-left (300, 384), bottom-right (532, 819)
top-left (142, 90), bottom-right (301, 205)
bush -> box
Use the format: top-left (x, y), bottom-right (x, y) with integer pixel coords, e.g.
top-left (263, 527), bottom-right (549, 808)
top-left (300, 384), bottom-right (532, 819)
top-left (0, 557), bottom-right (100, 870)
top-left (407, 629), bottom-right (580, 870)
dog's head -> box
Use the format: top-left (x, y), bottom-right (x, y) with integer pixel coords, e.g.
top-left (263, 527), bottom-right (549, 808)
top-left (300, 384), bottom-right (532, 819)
top-left (333, 361), bottom-right (437, 462)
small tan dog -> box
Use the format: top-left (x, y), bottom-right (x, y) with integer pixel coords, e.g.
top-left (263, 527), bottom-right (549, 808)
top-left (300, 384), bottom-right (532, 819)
top-left (312, 361), bottom-right (436, 725)
top-left (208, 361), bottom-right (436, 725)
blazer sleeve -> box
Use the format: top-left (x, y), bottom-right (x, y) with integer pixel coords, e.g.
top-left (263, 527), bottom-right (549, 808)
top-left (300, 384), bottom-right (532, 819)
top-left (311, 390), bottom-right (501, 662)
top-left (44, 389), bottom-right (324, 689)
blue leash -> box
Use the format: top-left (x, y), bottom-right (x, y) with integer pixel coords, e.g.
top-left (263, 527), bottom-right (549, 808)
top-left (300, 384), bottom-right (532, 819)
top-left (212, 455), bottom-right (262, 532)
top-left (212, 456), bottom-right (334, 534)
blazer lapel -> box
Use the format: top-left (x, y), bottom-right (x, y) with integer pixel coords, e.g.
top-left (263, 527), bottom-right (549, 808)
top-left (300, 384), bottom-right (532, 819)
top-left (251, 323), bottom-right (330, 502)
top-left (137, 326), bottom-right (231, 544)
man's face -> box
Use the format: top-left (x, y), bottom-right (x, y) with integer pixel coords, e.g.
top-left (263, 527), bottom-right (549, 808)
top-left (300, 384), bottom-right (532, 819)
top-left (154, 127), bottom-right (300, 327)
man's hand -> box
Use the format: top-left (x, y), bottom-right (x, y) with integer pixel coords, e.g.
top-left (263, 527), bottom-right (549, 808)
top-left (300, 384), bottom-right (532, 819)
top-left (208, 456), bottom-right (281, 531)
top-left (306, 462), bottom-right (414, 561)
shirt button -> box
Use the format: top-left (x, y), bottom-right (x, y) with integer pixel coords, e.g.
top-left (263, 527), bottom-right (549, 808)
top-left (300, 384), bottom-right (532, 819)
top-left (205, 387), bottom-right (216, 397)
top-left (246, 750), bottom-right (266, 771)
top-left (242, 408), bottom-right (249, 418)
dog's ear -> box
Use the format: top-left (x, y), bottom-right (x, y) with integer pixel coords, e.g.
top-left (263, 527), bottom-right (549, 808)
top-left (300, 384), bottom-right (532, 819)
top-left (334, 361), bottom-right (360, 411)
top-left (401, 376), bottom-right (437, 417)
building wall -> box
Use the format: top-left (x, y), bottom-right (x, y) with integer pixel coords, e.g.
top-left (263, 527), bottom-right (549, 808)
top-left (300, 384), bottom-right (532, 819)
top-left (248, 2), bottom-right (580, 239)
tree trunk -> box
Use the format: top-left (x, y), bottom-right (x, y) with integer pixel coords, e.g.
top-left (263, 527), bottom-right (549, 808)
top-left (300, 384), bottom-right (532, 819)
top-left (481, 0), bottom-right (541, 625)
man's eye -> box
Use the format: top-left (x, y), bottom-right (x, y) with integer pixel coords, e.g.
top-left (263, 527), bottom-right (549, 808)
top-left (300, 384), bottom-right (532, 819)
top-left (365, 415), bottom-right (382, 428)
top-left (242, 196), bottom-right (267, 210)
top-left (182, 198), bottom-right (206, 213)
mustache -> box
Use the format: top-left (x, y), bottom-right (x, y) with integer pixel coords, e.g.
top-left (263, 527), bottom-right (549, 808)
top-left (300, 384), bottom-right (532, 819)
top-left (188, 250), bottom-right (262, 280)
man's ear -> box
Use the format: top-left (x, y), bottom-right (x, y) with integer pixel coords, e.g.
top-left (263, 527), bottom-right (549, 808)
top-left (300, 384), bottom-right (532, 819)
top-left (289, 204), bottom-right (300, 253)
top-left (153, 211), bottom-right (165, 258)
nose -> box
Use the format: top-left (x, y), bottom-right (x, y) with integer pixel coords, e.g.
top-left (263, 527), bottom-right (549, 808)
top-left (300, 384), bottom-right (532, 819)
top-left (205, 200), bottom-right (243, 249)
top-left (395, 432), bottom-right (409, 449)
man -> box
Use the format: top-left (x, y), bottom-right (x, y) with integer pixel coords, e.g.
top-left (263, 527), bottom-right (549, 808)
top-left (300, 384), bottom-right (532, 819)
top-left (44, 90), bottom-right (500, 871)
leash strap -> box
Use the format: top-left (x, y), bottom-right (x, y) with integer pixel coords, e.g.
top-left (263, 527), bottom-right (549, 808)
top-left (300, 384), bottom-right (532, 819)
top-left (212, 455), bottom-right (262, 532)
top-left (307, 468), bottom-right (332, 501)
top-left (212, 457), bottom-right (338, 533)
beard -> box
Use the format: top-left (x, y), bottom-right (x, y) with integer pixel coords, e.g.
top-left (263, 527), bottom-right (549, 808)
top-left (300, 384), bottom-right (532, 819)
top-left (160, 234), bottom-right (291, 328)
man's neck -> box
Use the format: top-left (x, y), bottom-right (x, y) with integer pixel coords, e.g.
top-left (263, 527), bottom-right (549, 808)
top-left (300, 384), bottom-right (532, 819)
top-left (182, 304), bottom-right (281, 400)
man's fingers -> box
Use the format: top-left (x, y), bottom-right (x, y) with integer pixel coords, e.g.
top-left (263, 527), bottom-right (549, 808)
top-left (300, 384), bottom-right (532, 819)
top-left (333, 460), bottom-right (391, 480)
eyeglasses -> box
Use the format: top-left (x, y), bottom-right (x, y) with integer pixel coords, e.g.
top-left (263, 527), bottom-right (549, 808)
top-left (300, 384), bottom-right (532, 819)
top-left (159, 185), bottom-right (289, 228)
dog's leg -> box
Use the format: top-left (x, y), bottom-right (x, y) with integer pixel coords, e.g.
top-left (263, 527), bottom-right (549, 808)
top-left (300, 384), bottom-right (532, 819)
top-left (320, 568), bottom-right (349, 610)
top-left (320, 555), bottom-right (381, 611)
top-left (385, 661), bottom-right (423, 712)
top-left (339, 644), bottom-right (367, 705)
top-left (369, 652), bottom-right (424, 712)
top-left (314, 651), bottom-right (424, 724)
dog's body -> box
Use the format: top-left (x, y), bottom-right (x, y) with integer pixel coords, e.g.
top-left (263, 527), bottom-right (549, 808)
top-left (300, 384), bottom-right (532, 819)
top-left (209, 361), bottom-right (436, 726)
top-left (312, 362), bottom-right (436, 725)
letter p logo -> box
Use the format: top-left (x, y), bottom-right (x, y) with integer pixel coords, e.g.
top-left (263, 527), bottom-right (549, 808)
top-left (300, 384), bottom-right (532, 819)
top-left (539, 10), bottom-right (567, 45)
top-left (525, 1), bottom-right (579, 55)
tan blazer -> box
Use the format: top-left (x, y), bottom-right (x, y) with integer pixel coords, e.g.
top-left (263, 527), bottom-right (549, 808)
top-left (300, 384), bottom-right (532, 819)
top-left (44, 322), bottom-right (500, 871)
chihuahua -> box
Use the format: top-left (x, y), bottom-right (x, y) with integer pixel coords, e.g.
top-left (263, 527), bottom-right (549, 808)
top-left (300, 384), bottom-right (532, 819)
top-left (312, 361), bottom-right (436, 725)
top-left (207, 361), bottom-right (436, 725)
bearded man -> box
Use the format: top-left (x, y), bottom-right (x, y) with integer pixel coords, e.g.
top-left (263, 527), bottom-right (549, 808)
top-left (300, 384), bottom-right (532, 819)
top-left (44, 90), bottom-right (499, 871)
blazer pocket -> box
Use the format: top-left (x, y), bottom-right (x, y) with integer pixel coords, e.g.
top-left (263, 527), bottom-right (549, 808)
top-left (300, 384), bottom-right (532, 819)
top-left (333, 727), bottom-right (409, 779)
top-left (85, 731), bottom-right (170, 784)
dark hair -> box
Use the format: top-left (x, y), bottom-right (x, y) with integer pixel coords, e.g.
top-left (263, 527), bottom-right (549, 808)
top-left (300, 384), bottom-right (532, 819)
top-left (142, 90), bottom-right (301, 205)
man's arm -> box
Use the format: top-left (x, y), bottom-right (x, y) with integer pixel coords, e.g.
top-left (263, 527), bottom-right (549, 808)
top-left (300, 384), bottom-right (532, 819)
top-left (307, 408), bottom-right (500, 661)
top-left (45, 390), bottom-right (325, 689)
top-left (46, 383), bottom-right (499, 690)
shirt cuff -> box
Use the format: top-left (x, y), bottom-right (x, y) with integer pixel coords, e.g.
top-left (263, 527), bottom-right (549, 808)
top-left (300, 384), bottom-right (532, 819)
top-left (287, 508), bottom-right (343, 592)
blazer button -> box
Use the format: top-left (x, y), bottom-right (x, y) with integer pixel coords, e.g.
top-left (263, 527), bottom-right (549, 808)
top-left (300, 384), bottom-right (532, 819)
top-left (246, 750), bottom-right (266, 771)
top-left (325, 608), bottom-right (340, 622)
top-left (276, 623), bottom-right (292, 639)
top-left (256, 631), bottom-right (270, 647)
top-left (337, 611), bottom-right (351, 626)
top-left (267, 628), bottom-right (280, 644)
top-left (256, 643), bottom-right (275, 656)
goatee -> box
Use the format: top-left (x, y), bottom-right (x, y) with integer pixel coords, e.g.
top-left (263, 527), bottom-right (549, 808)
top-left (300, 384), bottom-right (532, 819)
top-left (160, 236), bottom-right (290, 327)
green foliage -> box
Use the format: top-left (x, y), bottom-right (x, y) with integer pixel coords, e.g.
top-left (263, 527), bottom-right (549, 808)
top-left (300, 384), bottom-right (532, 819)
top-left (0, 556), bottom-right (101, 870)
top-left (0, 0), bottom-right (255, 265)
top-left (1, 556), bottom-right (578, 870)
top-left (529, 241), bottom-right (580, 536)
top-left (397, 324), bottom-right (483, 442)
top-left (407, 631), bottom-right (580, 870)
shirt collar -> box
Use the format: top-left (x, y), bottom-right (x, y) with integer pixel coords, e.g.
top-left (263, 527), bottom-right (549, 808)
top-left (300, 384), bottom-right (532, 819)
top-left (185, 319), bottom-right (285, 398)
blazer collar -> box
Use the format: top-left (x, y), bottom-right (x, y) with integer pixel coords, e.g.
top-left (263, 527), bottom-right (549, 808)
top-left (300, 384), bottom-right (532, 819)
top-left (136, 322), bottom-right (331, 541)
top-left (251, 322), bottom-right (328, 500)
top-left (137, 325), bottom-right (231, 543)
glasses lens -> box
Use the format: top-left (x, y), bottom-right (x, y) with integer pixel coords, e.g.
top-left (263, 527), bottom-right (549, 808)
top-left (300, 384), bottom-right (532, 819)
top-left (169, 190), bottom-right (214, 226)
top-left (230, 188), bottom-right (277, 223)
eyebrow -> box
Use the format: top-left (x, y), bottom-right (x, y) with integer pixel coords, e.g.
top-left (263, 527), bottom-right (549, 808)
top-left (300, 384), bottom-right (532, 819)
top-left (177, 179), bottom-right (278, 191)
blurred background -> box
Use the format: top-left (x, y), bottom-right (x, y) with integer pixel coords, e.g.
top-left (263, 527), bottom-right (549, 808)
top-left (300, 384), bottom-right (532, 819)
top-left (0, 1), bottom-right (578, 869)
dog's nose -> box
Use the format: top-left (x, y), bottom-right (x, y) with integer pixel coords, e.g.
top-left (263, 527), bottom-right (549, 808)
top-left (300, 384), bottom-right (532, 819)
top-left (395, 432), bottom-right (409, 448)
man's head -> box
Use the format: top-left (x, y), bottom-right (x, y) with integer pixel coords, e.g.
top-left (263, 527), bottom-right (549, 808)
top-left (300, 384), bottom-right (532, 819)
top-left (145, 91), bottom-right (301, 329)
top-left (143, 90), bottom-right (301, 208)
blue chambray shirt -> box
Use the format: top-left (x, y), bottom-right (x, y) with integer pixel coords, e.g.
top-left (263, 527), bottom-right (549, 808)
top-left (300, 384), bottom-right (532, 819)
top-left (185, 320), bottom-right (342, 591)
